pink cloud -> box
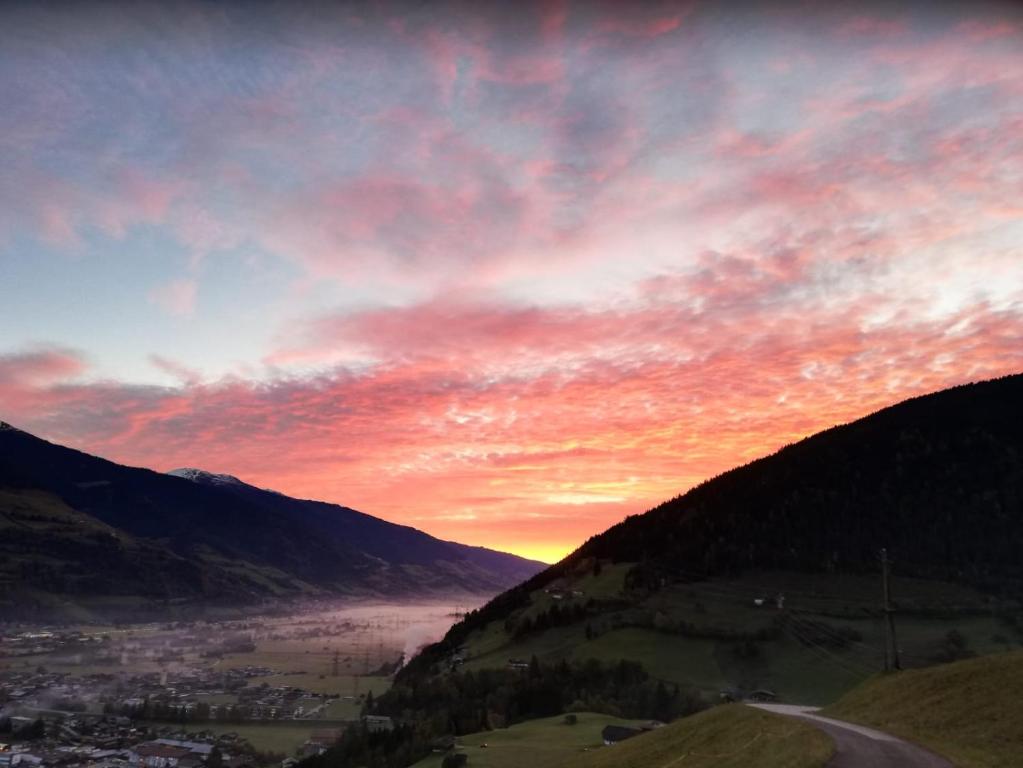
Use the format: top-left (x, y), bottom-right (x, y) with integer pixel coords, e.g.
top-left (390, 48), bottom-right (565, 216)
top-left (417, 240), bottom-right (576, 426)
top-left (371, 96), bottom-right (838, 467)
top-left (4, 2), bottom-right (1023, 563)
top-left (0, 348), bottom-right (85, 385)
top-left (9, 274), bottom-right (1022, 561)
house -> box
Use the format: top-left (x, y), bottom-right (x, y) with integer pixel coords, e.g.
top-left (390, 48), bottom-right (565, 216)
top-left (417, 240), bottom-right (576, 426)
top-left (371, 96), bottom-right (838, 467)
top-left (298, 728), bottom-right (342, 757)
top-left (129, 743), bottom-right (192, 768)
top-left (429, 736), bottom-right (455, 753)
top-left (153, 740), bottom-right (212, 758)
top-left (309, 729), bottom-right (342, 745)
top-left (601, 725), bottom-right (642, 745)
top-left (361, 715), bottom-right (393, 733)
top-left (297, 743), bottom-right (326, 760)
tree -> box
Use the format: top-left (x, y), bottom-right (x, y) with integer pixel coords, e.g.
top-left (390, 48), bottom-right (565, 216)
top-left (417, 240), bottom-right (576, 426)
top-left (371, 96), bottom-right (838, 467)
top-left (528, 655), bottom-right (541, 679)
top-left (18, 719), bottom-right (45, 741)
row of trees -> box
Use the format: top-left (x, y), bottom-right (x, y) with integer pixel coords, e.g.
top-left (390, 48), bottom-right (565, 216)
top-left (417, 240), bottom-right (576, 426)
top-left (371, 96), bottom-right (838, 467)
top-left (508, 601), bottom-right (596, 640)
top-left (310, 657), bottom-right (705, 768)
top-left (103, 699), bottom-right (292, 723)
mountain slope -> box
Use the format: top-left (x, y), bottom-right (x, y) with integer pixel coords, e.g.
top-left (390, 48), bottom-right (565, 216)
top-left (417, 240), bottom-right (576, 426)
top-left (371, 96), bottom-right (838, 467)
top-left (0, 423), bottom-right (543, 620)
top-left (582, 372), bottom-right (1023, 591)
top-left (467, 373), bottom-right (1023, 615)
top-left (404, 373), bottom-right (1023, 702)
top-left (824, 650), bottom-right (1023, 767)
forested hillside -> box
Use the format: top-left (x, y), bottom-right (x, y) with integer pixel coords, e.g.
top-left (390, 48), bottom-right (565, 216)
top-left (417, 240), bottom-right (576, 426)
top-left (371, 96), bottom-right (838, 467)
top-left (438, 373), bottom-right (1023, 651)
top-left (315, 374), bottom-right (1023, 768)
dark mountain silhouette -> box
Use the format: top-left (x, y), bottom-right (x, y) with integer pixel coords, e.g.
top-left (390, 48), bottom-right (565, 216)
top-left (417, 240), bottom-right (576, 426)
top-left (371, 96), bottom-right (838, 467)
top-left (0, 423), bottom-right (543, 620)
top-left (428, 373), bottom-right (1023, 654)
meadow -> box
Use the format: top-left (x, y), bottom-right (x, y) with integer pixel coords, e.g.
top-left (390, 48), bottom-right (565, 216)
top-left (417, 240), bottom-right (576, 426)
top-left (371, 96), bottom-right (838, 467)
top-left (459, 561), bottom-right (1017, 705)
top-left (554, 704), bottom-right (832, 768)
top-left (409, 712), bottom-right (652, 768)
top-left (825, 649), bottom-right (1023, 768)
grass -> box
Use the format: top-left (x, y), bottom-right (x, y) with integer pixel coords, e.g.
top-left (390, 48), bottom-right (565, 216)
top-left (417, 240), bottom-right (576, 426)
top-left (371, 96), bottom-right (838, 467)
top-left (555, 704), bottom-right (832, 768)
top-left (824, 650), bottom-right (1023, 768)
top-left (156, 722), bottom-right (328, 756)
top-left (408, 712), bottom-right (650, 768)
top-left (569, 628), bottom-right (722, 694)
top-left (457, 567), bottom-right (1017, 706)
top-left (242, 672), bottom-right (392, 698)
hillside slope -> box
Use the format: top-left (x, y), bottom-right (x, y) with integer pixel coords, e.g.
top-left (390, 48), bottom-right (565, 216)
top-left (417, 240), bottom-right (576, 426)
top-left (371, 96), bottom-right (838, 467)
top-left (409, 707), bottom-right (831, 768)
top-left (403, 374), bottom-right (1023, 703)
top-left (825, 651), bottom-right (1023, 768)
top-left (0, 423), bottom-right (542, 620)
top-left (554, 704), bottom-right (832, 768)
top-left (577, 373), bottom-right (1023, 591)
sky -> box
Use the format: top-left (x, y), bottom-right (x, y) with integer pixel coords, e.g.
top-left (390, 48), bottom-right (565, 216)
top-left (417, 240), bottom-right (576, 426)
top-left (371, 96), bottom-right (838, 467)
top-left (2, 1), bottom-right (1022, 564)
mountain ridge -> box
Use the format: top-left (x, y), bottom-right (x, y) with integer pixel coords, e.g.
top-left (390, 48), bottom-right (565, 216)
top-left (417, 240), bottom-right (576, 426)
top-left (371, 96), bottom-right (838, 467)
top-left (0, 424), bottom-right (544, 621)
top-left (408, 372), bottom-right (1023, 681)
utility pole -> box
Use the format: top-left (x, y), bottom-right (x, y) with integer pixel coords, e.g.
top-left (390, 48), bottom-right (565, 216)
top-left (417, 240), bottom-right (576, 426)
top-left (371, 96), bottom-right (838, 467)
top-left (880, 548), bottom-right (901, 672)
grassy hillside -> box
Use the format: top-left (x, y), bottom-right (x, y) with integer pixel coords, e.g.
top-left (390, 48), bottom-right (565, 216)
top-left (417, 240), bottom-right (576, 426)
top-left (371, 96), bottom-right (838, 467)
top-left (453, 558), bottom-right (1015, 705)
top-left (824, 651), bottom-right (1023, 768)
top-left (0, 487), bottom-right (213, 618)
top-left (554, 704), bottom-right (832, 768)
top-left (409, 712), bottom-right (649, 768)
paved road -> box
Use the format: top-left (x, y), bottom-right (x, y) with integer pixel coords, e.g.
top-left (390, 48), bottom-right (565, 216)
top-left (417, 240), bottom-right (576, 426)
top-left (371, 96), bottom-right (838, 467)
top-left (748, 703), bottom-right (954, 768)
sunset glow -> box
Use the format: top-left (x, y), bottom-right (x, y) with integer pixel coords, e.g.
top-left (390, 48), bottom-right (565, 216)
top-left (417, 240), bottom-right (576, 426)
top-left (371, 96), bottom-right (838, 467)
top-left (2, 2), bottom-right (1022, 562)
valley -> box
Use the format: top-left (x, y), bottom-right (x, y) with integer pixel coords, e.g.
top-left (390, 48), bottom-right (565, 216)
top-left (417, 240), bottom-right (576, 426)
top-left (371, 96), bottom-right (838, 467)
top-left (0, 601), bottom-right (473, 761)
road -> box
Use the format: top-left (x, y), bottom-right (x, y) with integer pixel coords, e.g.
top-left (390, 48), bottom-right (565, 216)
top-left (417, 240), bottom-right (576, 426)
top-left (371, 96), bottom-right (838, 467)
top-left (748, 703), bottom-right (954, 768)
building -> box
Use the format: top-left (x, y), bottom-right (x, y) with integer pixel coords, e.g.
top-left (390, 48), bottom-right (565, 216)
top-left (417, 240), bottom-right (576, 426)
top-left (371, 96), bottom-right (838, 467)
top-left (129, 743), bottom-right (193, 768)
top-left (307, 729), bottom-right (342, 746)
top-left (601, 725), bottom-right (642, 745)
top-left (297, 728), bottom-right (343, 759)
top-left (361, 715), bottom-right (393, 733)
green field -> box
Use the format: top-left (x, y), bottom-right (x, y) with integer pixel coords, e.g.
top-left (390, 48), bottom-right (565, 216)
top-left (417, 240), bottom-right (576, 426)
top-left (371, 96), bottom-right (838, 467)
top-left (825, 650), bottom-right (1023, 768)
top-left (157, 722), bottom-right (337, 756)
top-left (409, 712), bottom-right (650, 768)
top-left (556, 704), bottom-right (832, 768)
top-left (240, 672), bottom-right (391, 699)
top-left (458, 562), bottom-right (1018, 705)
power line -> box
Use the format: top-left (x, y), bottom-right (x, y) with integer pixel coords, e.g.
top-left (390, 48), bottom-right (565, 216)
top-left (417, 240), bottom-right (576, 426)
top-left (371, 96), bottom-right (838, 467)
top-left (784, 621), bottom-right (876, 678)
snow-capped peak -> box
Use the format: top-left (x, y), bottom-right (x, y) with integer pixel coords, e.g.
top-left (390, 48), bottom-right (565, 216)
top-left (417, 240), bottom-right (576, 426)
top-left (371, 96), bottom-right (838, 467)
top-left (167, 467), bottom-right (245, 487)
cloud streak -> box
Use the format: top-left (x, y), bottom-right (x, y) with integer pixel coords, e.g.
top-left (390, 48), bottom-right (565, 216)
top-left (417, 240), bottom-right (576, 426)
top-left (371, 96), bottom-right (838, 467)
top-left (1, 1), bottom-right (1022, 561)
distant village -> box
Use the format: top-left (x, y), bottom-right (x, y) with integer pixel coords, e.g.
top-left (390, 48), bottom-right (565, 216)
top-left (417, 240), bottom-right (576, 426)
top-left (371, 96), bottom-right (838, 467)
top-left (0, 627), bottom-right (395, 768)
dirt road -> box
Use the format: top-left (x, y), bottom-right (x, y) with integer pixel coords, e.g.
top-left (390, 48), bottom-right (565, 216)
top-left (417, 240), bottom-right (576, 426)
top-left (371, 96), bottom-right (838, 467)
top-left (748, 703), bottom-right (954, 768)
